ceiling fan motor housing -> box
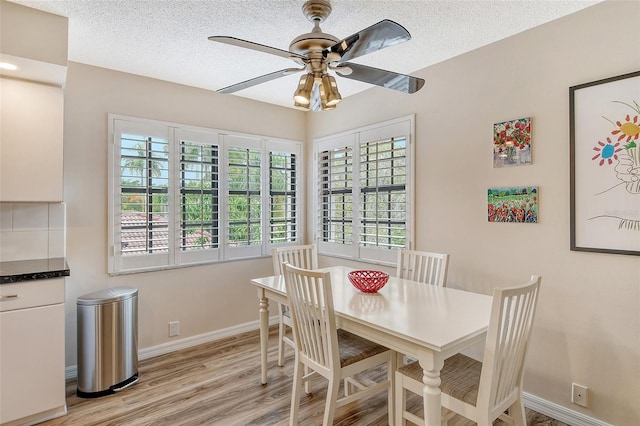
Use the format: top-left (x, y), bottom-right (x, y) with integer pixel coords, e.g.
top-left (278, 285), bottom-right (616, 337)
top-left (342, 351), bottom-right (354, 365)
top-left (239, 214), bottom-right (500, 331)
top-left (289, 0), bottom-right (339, 57)
top-left (289, 32), bottom-right (339, 57)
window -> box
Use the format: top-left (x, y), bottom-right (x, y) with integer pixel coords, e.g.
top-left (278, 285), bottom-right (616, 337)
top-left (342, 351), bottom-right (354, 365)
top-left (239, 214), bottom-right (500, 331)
top-left (179, 139), bottom-right (219, 252)
top-left (108, 115), bottom-right (302, 274)
top-left (359, 137), bottom-right (407, 250)
top-left (227, 145), bottom-right (262, 246)
top-left (318, 144), bottom-right (353, 246)
top-left (119, 132), bottom-right (170, 256)
top-left (314, 116), bottom-right (414, 264)
top-left (270, 150), bottom-right (298, 244)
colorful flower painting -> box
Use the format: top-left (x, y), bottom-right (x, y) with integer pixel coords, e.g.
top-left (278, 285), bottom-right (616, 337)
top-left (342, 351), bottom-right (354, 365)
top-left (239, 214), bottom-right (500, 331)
top-left (487, 186), bottom-right (538, 223)
top-left (570, 71), bottom-right (640, 255)
top-left (588, 99), bottom-right (640, 223)
top-left (596, 109), bottom-right (640, 188)
top-left (493, 117), bottom-right (531, 168)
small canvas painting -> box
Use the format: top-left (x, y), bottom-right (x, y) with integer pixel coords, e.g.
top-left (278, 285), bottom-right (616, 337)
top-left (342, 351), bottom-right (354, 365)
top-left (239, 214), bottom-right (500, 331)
top-left (493, 117), bottom-right (532, 167)
top-left (488, 186), bottom-right (538, 223)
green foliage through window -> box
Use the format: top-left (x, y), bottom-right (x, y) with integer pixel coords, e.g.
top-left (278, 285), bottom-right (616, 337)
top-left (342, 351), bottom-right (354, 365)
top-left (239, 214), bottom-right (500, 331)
top-left (228, 147), bottom-right (262, 247)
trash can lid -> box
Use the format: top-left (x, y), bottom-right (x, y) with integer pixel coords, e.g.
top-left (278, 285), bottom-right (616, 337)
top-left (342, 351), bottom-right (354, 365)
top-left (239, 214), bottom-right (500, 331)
top-left (77, 286), bottom-right (138, 305)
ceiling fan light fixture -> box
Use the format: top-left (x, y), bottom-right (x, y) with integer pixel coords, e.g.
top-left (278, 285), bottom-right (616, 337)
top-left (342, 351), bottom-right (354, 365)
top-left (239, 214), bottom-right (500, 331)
top-left (321, 74), bottom-right (341, 107)
top-left (293, 73), bottom-right (315, 105)
top-left (294, 99), bottom-right (310, 110)
top-left (318, 81), bottom-right (336, 111)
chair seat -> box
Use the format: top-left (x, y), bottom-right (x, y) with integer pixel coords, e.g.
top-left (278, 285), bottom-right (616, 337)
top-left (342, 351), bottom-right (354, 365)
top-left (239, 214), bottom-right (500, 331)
top-left (337, 329), bottom-right (389, 368)
top-left (397, 353), bottom-right (482, 406)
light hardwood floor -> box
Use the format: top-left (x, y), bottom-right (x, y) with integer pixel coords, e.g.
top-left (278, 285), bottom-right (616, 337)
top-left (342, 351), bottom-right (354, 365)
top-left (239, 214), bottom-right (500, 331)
top-left (41, 327), bottom-right (567, 425)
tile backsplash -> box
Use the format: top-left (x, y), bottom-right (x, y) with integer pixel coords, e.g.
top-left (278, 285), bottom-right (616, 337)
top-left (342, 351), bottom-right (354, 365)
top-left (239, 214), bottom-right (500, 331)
top-left (0, 203), bottom-right (66, 262)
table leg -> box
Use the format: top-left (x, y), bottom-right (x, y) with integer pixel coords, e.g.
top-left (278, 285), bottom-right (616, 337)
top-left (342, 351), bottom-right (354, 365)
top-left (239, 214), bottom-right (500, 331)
top-left (258, 289), bottom-right (269, 385)
top-left (419, 355), bottom-right (444, 426)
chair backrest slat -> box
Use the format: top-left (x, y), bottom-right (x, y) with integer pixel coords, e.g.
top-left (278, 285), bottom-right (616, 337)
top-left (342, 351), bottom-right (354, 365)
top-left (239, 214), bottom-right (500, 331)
top-left (478, 276), bottom-right (541, 414)
top-left (283, 263), bottom-right (338, 374)
top-left (273, 244), bottom-right (318, 275)
top-left (396, 249), bottom-right (449, 286)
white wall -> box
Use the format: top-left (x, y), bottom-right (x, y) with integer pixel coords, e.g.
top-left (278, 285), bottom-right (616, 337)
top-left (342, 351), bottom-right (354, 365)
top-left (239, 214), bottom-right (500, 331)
top-left (307, 1), bottom-right (639, 424)
top-left (62, 62), bottom-right (306, 365)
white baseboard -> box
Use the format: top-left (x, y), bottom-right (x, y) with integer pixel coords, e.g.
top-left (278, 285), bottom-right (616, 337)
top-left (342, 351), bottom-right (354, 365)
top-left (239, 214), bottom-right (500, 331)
top-left (524, 392), bottom-right (612, 426)
top-left (65, 322), bottom-right (608, 426)
top-left (66, 316), bottom-right (278, 381)
top-left (138, 318), bottom-right (268, 360)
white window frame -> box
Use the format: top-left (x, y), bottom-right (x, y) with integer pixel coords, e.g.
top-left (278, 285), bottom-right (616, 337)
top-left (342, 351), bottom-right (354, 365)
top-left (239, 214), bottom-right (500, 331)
top-left (313, 115), bottom-right (415, 265)
top-left (108, 114), bottom-right (303, 275)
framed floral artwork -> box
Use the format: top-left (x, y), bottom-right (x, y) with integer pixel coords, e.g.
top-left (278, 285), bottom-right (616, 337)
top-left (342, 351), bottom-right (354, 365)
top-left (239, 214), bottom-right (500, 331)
top-left (487, 186), bottom-right (538, 223)
top-left (493, 117), bottom-right (531, 168)
top-left (570, 70), bottom-right (640, 255)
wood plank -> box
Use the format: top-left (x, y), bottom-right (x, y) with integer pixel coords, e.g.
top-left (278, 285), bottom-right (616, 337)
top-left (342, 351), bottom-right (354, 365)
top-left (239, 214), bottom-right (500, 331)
top-left (40, 327), bottom-right (566, 425)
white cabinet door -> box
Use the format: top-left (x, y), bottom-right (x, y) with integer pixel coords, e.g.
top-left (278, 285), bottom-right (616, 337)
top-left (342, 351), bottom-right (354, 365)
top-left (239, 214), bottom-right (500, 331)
top-left (0, 78), bottom-right (64, 202)
top-left (0, 303), bottom-right (66, 424)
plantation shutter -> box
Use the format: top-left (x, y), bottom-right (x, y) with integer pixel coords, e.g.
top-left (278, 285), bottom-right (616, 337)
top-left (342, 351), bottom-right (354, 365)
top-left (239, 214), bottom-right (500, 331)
top-left (224, 135), bottom-right (263, 259)
top-left (112, 119), bottom-right (172, 272)
top-left (176, 128), bottom-right (221, 264)
top-left (269, 149), bottom-right (298, 244)
top-left (316, 134), bottom-right (356, 258)
top-left (358, 120), bottom-right (412, 263)
top-left (359, 136), bottom-right (407, 250)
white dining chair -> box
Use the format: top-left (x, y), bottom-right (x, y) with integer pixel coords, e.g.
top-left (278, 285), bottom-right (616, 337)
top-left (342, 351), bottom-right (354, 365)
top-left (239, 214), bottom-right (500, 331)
top-left (283, 263), bottom-right (395, 426)
top-left (394, 275), bottom-right (541, 426)
top-left (396, 249), bottom-right (450, 366)
top-left (396, 249), bottom-right (449, 286)
top-left (272, 244), bottom-right (318, 367)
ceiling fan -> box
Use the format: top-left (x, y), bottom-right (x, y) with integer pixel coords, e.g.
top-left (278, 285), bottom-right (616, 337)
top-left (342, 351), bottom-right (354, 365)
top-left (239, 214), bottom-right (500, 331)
top-left (208, 0), bottom-right (425, 111)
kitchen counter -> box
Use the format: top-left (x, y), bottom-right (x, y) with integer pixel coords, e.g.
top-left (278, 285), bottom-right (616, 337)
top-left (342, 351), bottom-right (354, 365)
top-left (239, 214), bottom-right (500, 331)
top-left (0, 257), bottom-right (70, 284)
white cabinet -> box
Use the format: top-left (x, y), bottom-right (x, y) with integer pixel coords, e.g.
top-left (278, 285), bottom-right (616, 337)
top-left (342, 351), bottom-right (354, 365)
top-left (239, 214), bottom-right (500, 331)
top-left (0, 78), bottom-right (64, 202)
top-left (0, 278), bottom-right (66, 425)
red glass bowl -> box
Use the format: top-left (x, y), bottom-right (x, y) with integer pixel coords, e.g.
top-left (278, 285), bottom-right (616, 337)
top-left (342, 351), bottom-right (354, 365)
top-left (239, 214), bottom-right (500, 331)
top-left (348, 270), bottom-right (389, 293)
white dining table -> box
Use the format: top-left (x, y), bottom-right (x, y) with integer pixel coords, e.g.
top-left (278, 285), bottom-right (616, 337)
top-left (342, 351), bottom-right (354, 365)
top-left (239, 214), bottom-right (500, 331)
top-left (250, 266), bottom-right (493, 426)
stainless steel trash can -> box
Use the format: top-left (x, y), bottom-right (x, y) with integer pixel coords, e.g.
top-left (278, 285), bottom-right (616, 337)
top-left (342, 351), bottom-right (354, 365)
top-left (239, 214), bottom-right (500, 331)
top-left (77, 287), bottom-right (139, 398)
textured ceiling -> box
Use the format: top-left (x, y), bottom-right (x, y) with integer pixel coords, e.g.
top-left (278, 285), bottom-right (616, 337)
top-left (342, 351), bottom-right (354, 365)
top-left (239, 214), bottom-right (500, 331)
top-left (9, 0), bottom-right (602, 110)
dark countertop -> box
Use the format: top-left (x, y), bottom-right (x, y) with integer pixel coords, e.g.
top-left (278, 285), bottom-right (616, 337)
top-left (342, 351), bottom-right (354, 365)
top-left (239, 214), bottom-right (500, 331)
top-left (0, 257), bottom-right (70, 284)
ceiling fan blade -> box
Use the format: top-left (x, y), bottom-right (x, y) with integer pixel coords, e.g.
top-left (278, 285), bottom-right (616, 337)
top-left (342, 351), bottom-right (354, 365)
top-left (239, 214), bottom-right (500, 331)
top-left (337, 62), bottom-right (425, 94)
top-left (208, 36), bottom-right (307, 62)
top-left (327, 19), bottom-right (411, 63)
top-left (218, 68), bottom-right (304, 94)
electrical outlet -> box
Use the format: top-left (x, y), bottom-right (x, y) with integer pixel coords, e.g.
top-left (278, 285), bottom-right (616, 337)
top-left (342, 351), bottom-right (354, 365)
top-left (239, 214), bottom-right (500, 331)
top-left (169, 321), bottom-right (179, 337)
top-left (571, 383), bottom-right (588, 407)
